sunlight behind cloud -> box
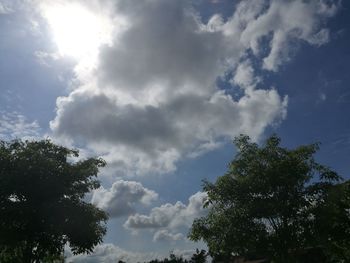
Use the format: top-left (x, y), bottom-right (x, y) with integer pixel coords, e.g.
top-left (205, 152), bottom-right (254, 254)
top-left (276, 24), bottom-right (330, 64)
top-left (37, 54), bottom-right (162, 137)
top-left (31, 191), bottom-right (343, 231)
top-left (41, 2), bottom-right (112, 59)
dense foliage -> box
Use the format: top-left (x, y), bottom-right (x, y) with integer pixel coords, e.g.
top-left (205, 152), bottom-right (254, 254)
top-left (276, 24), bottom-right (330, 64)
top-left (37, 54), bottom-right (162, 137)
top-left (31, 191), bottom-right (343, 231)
top-left (189, 135), bottom-right (350, 262)
top-left (0, 140), bottom-right (108, 263)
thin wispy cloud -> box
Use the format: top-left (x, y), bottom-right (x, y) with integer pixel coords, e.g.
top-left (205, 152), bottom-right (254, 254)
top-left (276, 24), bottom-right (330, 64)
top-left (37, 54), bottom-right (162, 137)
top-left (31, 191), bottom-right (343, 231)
top-left (0, 111), bottom-right (40, 140)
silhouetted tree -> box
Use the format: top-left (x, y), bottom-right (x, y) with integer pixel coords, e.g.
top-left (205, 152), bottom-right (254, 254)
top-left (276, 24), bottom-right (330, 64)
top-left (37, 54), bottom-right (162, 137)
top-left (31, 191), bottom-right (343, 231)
top-left (0, 139), bottom-right (108, 263)
top-left (167, 253), bottom-right (187, 263)
top-left (189, 135), bottom-right (350, 262)
top-left (145, 253), bottom-right (189, 263)
top-left (190, 249), bottom-right (207, 263)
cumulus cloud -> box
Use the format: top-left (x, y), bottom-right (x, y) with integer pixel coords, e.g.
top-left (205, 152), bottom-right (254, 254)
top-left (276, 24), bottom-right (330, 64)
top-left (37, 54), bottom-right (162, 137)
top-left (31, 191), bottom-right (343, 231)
top-left (0, 111), bottom-right (41, 140)
top-left (65, 243), bottom-right (197, 263)
top-left (65, 243), bottom-right (160, 263)
top-left (235, 0), bottom-right (338, 71)
top-left (43, 0), bottom-right (338, 176)
top-left (153, 229), bottom-right (184, 242)
top-left (124, 192), bottom-right (208, 241)
top-left (91, 180), bottom-right (158, 217)
top-left (232, 59), bottom-right (261, 90)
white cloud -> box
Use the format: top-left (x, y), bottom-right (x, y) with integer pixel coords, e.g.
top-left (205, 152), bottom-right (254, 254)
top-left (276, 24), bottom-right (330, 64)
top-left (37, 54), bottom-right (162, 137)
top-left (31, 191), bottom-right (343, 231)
top-left (0, 111), bottom-right (41, 140)
top-left (0, 1), bottom-right (12, 14)
top-left (124, 192), bottom-right (208, 235)
top-left (236, 0), bottom-right (339, 72)
top-left (65, 243), bottom-right (197, 263)
top-left (65, 243), bottom-right (160, 263)
top-left (41, 0), bottom-right (338, 176)
top-left (50, 87), bottom-right (287, 176)
top-left (91, 180), bottom-right (158, 218)
top-left (232, 59), bottom-right (261, 90)
top-left (153, 229), bottom-right (184, 242)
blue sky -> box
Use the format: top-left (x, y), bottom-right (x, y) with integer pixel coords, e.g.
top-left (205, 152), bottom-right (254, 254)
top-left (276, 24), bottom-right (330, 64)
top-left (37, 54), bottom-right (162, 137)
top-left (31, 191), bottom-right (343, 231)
top-left (0, 0), bottom-right (349, 261)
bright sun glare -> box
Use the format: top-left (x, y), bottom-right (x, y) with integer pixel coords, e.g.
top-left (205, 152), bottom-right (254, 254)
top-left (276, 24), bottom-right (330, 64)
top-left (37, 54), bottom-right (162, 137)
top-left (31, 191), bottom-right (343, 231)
top-left (43, 3), bottom-right (111, 59)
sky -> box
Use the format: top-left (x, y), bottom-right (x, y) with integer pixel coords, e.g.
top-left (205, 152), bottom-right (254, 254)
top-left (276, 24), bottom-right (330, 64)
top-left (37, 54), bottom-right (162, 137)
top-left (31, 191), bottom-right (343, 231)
top-left (0, 0), bottom-right (349, 262)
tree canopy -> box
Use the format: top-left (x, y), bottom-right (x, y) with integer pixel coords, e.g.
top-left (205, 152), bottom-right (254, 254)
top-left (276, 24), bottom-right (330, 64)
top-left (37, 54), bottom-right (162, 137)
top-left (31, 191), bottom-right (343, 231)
top-left (0, 139), bottom-right (108, 263)
top-left (189, 135), bottom-right (350, 262)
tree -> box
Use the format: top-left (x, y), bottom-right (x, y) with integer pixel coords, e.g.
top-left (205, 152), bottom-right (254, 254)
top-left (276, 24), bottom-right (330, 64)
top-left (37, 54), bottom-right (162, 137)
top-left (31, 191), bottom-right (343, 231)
top-left (189, 135), bottom-right (350, 262)
top-left (145, 253), bottom-right (189, 263)
top-left (190, 249), bottom-right (207, 263)
top-left (0, 139), bottom-right (108, 263)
